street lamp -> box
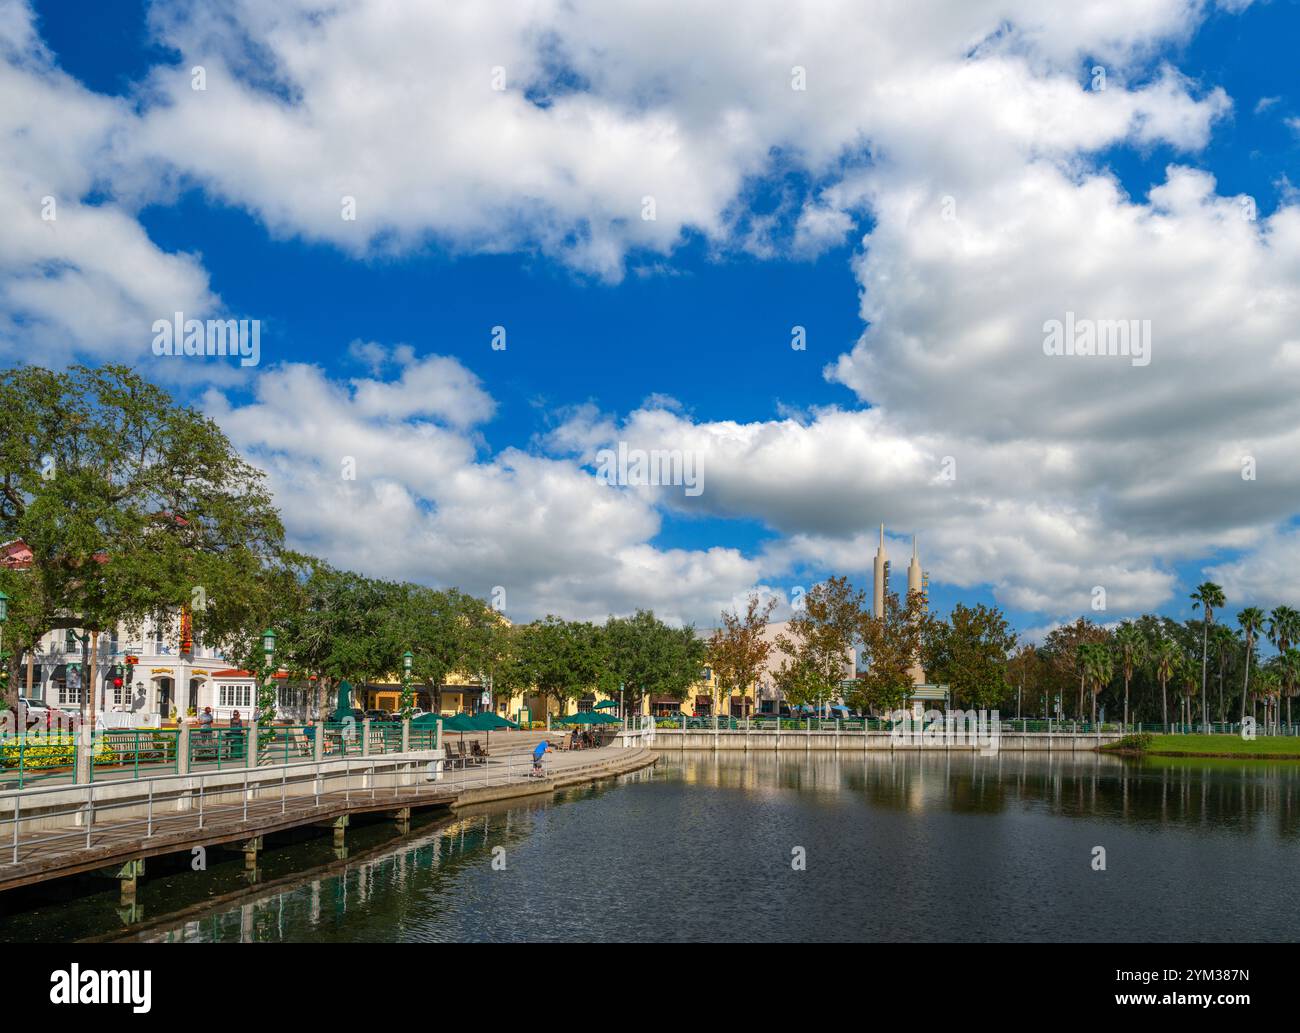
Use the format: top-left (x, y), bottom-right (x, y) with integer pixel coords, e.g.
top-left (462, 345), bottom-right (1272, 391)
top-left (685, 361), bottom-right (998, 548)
top-left (259, 629), bottom-right (276, 726)
top-left (401, 650), bottom-right (414, 719)
top-left (0, 590), bottom-right (7, 700)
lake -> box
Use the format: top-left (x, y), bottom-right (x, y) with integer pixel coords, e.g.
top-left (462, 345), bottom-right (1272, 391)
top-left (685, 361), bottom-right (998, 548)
top-left (7, 750), bottom-right (1300, 942)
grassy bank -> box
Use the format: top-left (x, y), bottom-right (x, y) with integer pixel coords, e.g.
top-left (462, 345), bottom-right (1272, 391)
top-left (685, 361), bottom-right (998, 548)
top-left (1103, 733), bottom-right (1300, 759)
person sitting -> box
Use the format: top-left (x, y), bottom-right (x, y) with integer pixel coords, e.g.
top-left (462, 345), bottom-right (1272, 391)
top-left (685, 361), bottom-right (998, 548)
top-left (570, 728), bottom-right (580, 751)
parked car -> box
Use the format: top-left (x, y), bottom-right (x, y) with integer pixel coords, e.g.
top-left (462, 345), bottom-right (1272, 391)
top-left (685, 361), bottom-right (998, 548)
top-left (408, 707), bottom-right (427, 720)
top-left (364, 708), bottom-right (394, 722)
top-left (17, 697), bottom-right (50, 727)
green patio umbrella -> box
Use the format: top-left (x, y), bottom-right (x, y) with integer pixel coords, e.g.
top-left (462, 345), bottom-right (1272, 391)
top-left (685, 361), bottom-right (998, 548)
top-left (330, 680), bottom-right (355, 722)
top-left (471, 712), bottom-right (518, 730)
top-left (591, 712), bottom-right (621, 724)
top-left (594, 700), bottom-right (618, 709)
top-left (558, 711), bottom-right (597, 724)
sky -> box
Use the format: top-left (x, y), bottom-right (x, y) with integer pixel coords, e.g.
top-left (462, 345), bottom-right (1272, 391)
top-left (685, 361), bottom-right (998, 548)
top-left (3, 0), bottom-right (1300, 639)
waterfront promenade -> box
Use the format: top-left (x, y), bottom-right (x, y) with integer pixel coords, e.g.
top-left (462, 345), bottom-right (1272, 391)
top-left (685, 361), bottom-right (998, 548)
top-left (0, 737), bottom-right (656, 901)
top-left (621, 727), bottom-right (1128, 751)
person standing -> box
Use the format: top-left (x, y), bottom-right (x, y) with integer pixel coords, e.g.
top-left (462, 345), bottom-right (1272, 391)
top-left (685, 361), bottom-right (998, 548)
top-left (228, 709), bottom-right (245, 760)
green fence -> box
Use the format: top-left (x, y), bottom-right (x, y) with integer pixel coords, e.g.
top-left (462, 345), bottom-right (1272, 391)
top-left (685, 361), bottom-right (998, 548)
top-left (255, 725), bottom-right (317, 766)
top-left (0, 734), bottom-right (83, 789)
top-left (1, 719), bottom-right (443, 789)
top-left (187, 727), bottom-right (250, 770)
top-left (91, 729), bottom-right (179, 782)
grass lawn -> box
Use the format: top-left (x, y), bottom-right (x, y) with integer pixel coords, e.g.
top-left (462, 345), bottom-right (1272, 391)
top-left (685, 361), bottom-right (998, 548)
top-left (1124, 734), bottom-right (1300, 758)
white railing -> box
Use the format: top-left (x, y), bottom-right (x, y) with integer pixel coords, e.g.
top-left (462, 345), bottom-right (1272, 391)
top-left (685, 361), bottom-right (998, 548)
top-left (0, 744), bottom-right (643, 870)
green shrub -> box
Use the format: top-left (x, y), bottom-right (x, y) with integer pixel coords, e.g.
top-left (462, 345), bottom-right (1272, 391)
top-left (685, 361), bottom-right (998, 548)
top-left (1109, 732), bottom-right (1153, 752)
top-left (0, 735), bottom-right (116, 770)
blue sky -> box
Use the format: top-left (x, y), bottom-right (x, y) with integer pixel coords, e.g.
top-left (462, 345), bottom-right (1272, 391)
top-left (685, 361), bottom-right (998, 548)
top-left (7, 0), bottom-right (1300, 636)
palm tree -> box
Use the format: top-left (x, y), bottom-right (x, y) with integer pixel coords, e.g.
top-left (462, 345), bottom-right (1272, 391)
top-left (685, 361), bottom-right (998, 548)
top-left (1278, 648), bottom-right (1300, 732)
top-left (1190, 582), bottom-right (1225, 733)
top-left (1238, 606), bottom-right (1265, 728)
top-left (1152, 635), bottom-right (1180, 732)
top-left (1209, 623), bottom-right (1237, 726)
top-left (1256, 667), bottom-right (1281, 733)
top-left (1113, 622), bottom-right (1145, 729)
top-left (1081, 642), bottom-right (1115, 727)
top-left (1268, 606), bottom-right (1300, 733)
top-left (1179, 655), bottom-right (1199, 731)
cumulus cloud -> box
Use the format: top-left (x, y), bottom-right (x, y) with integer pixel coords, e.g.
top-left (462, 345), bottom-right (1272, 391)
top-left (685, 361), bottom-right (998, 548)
top-left (204, 358), bottom-right (764, 625)
top-left (4, 0), bottom-right (1296, 628)
top-left (0, 0), bottom-right (217, 369)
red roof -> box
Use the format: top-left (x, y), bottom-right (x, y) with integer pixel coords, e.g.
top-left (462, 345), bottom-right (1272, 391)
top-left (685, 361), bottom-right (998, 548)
top-left (1, 539), bottom-right (107, 569)
top-left (1, 539), bottom-right (33, 570)
top-left (211, 669), bottom-right (254, 678)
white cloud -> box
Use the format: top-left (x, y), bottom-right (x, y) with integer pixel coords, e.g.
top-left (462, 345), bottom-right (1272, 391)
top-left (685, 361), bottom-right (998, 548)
top-left (204, 357), bottom-right (764, 625)
top-left (111, 0), bottom-right (1230, 281)
top-left (0, 0), bottom-right (218, 370)
top-left (6, 0), bottom-right (1297, 627)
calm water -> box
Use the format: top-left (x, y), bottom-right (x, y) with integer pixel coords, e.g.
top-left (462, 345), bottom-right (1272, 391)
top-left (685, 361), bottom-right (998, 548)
top-left (7, 751), bottom-right (1300, 942)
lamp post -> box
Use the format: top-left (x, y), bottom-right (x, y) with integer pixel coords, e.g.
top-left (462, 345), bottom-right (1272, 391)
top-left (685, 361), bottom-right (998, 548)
top-left (0, 590), bottom-right (8, 705)
top-left (400, 649), bottom-right (414, 719)
top-left (259, 628), bottom-right (276, 726)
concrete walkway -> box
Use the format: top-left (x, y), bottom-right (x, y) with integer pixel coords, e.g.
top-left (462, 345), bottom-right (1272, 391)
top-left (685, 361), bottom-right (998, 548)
top-left (0, 745), bottom-right (656, 895)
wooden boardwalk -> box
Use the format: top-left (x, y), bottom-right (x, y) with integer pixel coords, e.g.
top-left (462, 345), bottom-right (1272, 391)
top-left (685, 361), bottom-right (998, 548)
top-left (0, 747), bottom-right (656, 895)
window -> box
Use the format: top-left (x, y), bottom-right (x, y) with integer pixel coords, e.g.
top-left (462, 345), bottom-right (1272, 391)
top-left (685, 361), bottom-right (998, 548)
top-left (113, 679), bottom-right (128, 706)
top-left (219, 683), bottom-right (252, 708)
top-left (57, 681), bottom-right (83, 705)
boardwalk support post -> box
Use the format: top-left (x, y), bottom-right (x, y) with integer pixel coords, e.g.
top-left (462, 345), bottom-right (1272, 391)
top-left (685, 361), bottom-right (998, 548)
top-left (178, 723), bottom-right (191, 775)
top-left (96, 858), bottom-right (145, 907)
top-left (314, 814), bottom-right (348, 849)
top-left (392, 806), bottom-right (411, 834)
top-left (247, 720), bottom-right (259, 769)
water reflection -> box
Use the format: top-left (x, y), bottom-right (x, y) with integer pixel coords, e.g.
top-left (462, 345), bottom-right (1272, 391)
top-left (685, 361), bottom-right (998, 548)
top-left (10, 754), bottom-right (1299, 942)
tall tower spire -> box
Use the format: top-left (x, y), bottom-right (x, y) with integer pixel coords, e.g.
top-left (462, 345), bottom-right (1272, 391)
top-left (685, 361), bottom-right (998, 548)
top-left (907, 535), bottom-right (922, 599)
top-left (907, 534), bottom-right (925, 685)
top-left (872, 524), bottom-right (888, 618)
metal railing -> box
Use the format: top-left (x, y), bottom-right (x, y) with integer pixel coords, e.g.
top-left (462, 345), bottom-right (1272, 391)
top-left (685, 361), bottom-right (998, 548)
top-left (0, 753), bottom-right (430, 867)
top-left (0, 742), bottom-right (632, 868)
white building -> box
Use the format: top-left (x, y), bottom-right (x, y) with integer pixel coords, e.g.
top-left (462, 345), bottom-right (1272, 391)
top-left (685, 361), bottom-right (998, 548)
top-left (25, 617), bottom-right (257, 724)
